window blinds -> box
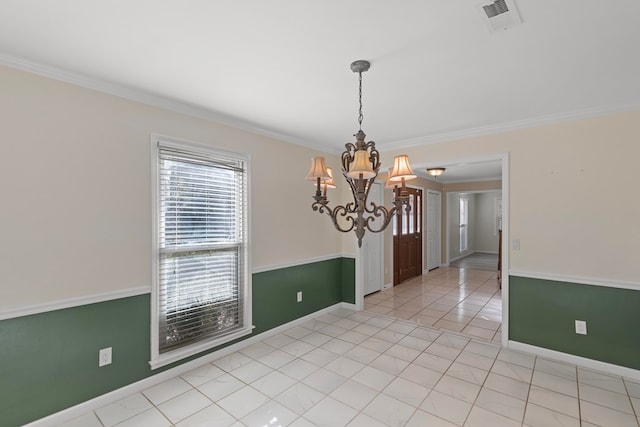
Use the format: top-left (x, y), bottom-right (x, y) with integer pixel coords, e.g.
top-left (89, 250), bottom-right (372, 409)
top-left (158, 144), bottom-right (247, 353)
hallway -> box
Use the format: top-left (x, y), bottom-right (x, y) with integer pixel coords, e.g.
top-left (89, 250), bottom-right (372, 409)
top-left (364, 266), bottom-right (501, 344)
top-left (449, 253), bottom-right (499, 272)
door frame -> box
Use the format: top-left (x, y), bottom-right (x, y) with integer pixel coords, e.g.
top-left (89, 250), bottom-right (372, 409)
top-left (426, 189), bottom-right (442, 271)
top-left (355, 152), bottom-right (509, 348)
top-left (354, 153), bottom-right (508, 348)
top-left (354, 179), bottom-right (385, 310)
top-left (361, 181), bottom-right (384, 296)
top-left (439, 153), bottom-right (509, 348)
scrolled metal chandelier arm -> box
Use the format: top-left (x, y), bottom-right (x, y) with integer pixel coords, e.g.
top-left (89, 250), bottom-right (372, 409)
top-left (362, 199), bottom-right (398, 233)
top-left (363, 185), bottom-right (412, 231)
top-left (311, 200), bottom-right (358, 233)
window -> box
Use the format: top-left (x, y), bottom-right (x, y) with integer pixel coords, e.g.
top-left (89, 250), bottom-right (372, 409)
top-left (459, 197), bottom-right (468, 252)
top-left (494, 197), bottom-right (502, 236)
top-left (150, 136), bottom-right (251, 369)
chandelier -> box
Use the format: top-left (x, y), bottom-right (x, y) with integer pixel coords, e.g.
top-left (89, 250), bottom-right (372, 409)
top-left (306, 60), bottom-right (416, 247)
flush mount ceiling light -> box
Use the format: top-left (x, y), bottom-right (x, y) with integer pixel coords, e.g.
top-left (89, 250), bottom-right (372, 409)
top-left (427, 167), bottom-right (446, 177)
top-left (306, 60), bottom-right (416, 247)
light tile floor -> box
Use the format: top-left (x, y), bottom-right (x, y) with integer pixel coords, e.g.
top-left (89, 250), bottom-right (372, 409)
top-left (365, 267), bottom-right (502, 344)
top-left (60, 307), bottom-right (640, 426)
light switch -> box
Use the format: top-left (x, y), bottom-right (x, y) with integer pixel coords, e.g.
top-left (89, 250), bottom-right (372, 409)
top-left (512, 239), bottom-right (520, 250)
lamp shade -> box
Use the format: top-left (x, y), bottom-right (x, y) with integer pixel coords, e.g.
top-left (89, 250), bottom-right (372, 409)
top-left (388, 155), bottom-right (416, 181)
top-left (346, 150), bottom-right (376, 179)
top-left (306, 157), bottom-right (331, 181)
top-left (324, 167), bottom-right (337, 188)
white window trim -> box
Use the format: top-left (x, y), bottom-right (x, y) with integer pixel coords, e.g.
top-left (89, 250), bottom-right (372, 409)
top-left (149, 134), bottom-right (253, 370)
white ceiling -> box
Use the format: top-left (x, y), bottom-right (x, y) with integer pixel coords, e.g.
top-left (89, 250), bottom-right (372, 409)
top-left (2, 1), bottom-right (639, 182)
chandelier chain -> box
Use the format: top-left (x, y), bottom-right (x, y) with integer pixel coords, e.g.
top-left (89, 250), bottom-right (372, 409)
top-left (357, 71), bottom-right (364, 130)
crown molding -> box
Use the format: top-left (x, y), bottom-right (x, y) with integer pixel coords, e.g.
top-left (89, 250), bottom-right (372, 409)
top-left (379, 101), bottom-right (640, 151)
top-left (3, 52), bottom-right (639, 155)
top-left (0, 52), bottom-right (333, 154)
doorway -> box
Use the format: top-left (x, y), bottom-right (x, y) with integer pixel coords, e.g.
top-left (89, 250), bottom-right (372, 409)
top-left (393, 187), bottom-right (423, 285)
top-left (359, 152), bottom-right (509, 347)
top-left (445, 190), bottom-right (501, 267)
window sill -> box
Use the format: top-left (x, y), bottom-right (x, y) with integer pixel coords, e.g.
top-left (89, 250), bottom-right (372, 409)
top-left (149, 325), bottom-right (254, 370)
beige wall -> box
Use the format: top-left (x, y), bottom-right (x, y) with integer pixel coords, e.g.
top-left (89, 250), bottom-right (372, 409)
top-left (382, 110), bottom-right (640, 283)
top-left (0, 65), bottom-right (343, 310)
top-left (3, 63), bottom-right (639, 311)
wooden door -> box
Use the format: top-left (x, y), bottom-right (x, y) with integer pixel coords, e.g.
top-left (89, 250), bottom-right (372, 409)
top-left (393, 187), bottom-right (423, 285)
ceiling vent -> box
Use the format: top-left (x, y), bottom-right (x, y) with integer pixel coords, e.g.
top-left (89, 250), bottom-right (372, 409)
top-left (478, 0), bottom-right (522, 33)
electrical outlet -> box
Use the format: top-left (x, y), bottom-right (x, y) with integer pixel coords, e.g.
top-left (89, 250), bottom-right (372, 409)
top-left (99, 347), bottom-right (112, 367)
top-left (575, 320), bottom-right (587, 335)
top-left (297, 291), bottom-right (302, 303)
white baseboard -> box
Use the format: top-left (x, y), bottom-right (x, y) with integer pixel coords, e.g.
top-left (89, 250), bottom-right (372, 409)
top-left (339, 302), bottom-right (358, 310)
top-left (448, 254), bottom-right (467, 263)
top-left (508, 340), bottom-right (640, 382)
top-left (423, 265), bottom-right (446, 274)
top-left (25, 302), bottom-right (354, 427)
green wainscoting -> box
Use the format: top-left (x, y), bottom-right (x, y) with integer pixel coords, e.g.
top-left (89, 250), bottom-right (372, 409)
top-left (0, 296), bottom-right (151, 427)
top-left (251, 257), bottom-right (350, 334)
top-left (509, 275), bottom-right (640, 370)
top-left (0, 257), bottom-right (355, 427)
top-left (341, 257), bottom-right (356, 304)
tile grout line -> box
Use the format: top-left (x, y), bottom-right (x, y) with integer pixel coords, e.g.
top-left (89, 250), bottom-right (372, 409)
top-left (575, 364), bottom-right (582, 426)
top-left (623, 378), bottom-right (640, 426)
top-left (520, 354), bottom-right (538, 427)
